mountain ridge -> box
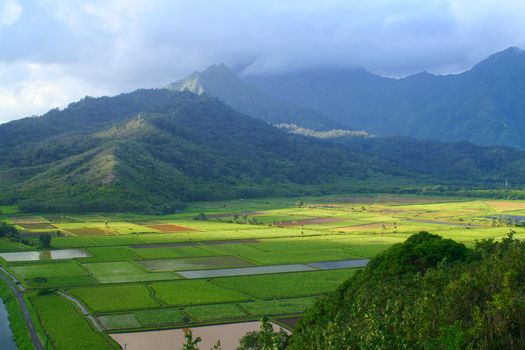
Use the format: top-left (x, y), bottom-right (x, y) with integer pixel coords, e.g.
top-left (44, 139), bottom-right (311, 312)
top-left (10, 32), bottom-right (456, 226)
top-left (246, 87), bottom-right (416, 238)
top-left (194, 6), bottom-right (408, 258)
top-left (166, 63), bottom-right (346, 130)
top-left (1, 88), bottom-right (525, 212)
top-left (244, 47), bottom-right (525, 148)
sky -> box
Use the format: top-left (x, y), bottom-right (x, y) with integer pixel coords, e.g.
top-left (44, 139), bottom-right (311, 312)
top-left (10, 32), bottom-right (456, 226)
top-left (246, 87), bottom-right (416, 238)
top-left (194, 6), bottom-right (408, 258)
top-left (1, 0), bottom-right (525, 123)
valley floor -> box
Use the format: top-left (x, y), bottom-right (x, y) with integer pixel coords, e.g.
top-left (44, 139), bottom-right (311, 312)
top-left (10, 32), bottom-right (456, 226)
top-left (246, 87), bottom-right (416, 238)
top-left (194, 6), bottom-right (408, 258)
top-left (1, 193), bottom-right (524, 349)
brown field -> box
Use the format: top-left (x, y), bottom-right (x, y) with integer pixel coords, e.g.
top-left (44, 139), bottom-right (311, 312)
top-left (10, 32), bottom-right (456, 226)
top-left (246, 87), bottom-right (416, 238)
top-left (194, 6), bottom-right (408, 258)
top-left (147, 224), bottom-right (196, 232)
top-left (277, 217), bottom-right (343, 227)
top-left (66, 228), bottom-right (109, 236)
top-left (9, 216), bottom-right (49, 224)
top-left (18, 223), bottom-right (56, 230)
top-left (485, 201), bottom-right (525, 211)
top-left (110, 321), bottom-right (287, 350)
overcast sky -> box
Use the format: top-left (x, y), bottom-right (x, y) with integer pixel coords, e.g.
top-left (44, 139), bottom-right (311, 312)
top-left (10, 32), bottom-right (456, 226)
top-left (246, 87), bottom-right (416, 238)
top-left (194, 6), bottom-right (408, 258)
top-left (1, 0), bottom-right (525, 123)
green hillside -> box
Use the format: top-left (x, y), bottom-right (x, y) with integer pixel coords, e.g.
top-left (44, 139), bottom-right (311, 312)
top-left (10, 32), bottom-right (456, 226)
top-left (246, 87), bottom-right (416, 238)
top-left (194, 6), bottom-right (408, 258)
top-left (1, 89), bottom-right (524, 212)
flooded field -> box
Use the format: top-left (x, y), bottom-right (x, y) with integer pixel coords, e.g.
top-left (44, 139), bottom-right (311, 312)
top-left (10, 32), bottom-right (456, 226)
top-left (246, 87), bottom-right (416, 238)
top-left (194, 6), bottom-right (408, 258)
top-left (178, 264), bottom-right (315, 278)
top-left (0, 249), bottom-right (90, 262)
top-left (309, 259), bottom-right (369, 270)
top-left (110, 321), bottom-right (288, 350)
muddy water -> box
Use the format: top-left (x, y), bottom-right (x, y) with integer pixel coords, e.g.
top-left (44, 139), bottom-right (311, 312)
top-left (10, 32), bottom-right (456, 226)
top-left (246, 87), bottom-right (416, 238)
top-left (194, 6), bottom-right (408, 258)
top-left (0, 249), bottom-right (90, 262)
top-left (111, 321), bottom-right (288, 350)
top-left (0, 297), bottom-right (17, 350)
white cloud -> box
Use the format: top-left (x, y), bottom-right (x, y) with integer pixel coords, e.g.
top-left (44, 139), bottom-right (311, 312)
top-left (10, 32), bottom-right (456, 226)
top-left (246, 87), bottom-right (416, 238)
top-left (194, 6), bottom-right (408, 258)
top-left (0, 62), bottom-right (108, 123)
top-left (0, 0), bottom-right (22, 25)
top-left (2, 0), bottom-right (525, 123)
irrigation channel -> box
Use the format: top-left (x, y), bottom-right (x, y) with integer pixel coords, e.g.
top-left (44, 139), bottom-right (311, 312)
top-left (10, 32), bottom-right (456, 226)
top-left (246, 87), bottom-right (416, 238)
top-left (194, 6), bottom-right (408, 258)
top-left (0, 295), bottom-right (17, 350)
top-left (0, 267), bottom-right (44, 350)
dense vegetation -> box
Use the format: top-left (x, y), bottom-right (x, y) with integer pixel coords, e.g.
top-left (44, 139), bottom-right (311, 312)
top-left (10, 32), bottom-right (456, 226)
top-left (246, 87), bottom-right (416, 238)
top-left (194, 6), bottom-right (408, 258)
top-left (247, 47), bottom-right (525, 149)
top-left (290, 232), bottom-right (525, 350)
top-left (1, 89), bottom-right (525, 212)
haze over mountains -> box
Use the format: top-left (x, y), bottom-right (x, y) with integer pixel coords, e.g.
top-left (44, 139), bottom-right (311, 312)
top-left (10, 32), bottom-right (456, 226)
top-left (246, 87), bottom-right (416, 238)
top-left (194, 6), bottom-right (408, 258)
top-left (172, 47), bottom-right (525, 149)
top-left (247, 47), bottom-right (525, 148)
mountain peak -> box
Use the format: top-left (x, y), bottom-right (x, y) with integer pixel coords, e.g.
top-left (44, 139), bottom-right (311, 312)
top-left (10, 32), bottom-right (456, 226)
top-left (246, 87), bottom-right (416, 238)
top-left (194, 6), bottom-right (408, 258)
top-left (201, 63), bottom-right (237, 78)
top-left (500, 46), bottom-right (525, 55)
top-left (469, 46), bottom-right (525, 76)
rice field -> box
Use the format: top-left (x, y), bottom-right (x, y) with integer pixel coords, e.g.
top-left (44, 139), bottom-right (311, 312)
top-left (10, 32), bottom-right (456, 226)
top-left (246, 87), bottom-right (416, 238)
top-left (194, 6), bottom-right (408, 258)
top-left (2, 194), bottom-right (525, 349)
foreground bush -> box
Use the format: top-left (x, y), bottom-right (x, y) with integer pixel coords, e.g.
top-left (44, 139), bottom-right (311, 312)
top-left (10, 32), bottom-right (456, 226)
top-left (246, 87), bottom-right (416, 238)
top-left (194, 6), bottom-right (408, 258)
top-left (290, 232), bottom-right (525, 350)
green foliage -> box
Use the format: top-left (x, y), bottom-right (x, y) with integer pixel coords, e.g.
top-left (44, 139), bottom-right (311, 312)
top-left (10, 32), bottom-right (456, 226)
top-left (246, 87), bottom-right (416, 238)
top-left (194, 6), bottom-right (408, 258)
top-left (38, 233), bottom-right (52, 248)
top-left (367, 231), bottom-right (469, 276)
top-left (238, 316), bottom-right (290, 350)
top-left (290, 233), bottom-right (525, 350)
top-left (183, 331), bottom-right (202, 350)
top-left (0, 222), bottom-right (19, 239)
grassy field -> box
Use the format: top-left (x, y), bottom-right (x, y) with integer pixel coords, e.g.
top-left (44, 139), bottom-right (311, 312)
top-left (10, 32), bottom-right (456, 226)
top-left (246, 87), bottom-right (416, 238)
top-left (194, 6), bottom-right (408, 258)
top-left (29, 293), bottom-right (116, 349)
top-left (2, 193), bottom-right (525, 348)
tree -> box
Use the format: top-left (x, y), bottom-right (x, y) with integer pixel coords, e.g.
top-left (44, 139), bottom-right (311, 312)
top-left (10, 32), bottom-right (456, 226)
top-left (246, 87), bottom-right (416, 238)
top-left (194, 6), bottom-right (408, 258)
top-left (295, 200), bottom-right (304, 208)
top-left (238, 316), bottom-right (290, 350)
top-left (196, 213), bottom-right (208, 221)
top-left (0, 222), bottom-right (18, 238)
top-left (183, 331), bottom-right (201, 350)
top-left (39, 233), bottom-right (52, 249)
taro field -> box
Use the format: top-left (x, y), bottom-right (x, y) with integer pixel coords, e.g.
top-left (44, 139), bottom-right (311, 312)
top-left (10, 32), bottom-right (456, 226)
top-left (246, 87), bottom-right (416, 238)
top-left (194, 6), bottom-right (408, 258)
top-left (1, 194), bottom-right (525, 349)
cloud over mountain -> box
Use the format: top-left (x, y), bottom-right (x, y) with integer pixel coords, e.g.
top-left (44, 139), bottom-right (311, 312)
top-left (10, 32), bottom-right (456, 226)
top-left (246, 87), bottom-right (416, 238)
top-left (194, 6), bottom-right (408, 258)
top-left (2, 0), bottom-right (525, 122)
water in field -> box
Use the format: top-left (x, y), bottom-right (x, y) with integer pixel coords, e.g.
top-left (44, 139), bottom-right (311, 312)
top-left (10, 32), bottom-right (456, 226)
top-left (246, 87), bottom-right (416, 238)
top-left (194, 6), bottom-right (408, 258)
top-left (111, 321), bottom-right (288, 350)
top-left (309, 259), bottom-right (369, 270)
top-left (0, 297), bottom-right (17, 350)
top-left (178, 264), bottom-right (315, 278)
top-left (0, 249), bottom-right (90, 262)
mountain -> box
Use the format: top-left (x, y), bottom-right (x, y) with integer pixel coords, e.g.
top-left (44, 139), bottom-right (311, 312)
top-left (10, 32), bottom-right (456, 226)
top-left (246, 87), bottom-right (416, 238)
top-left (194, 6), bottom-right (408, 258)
top-left (245, 47), bottom-right (525, 149)
top-left (166, 63), bottom-right (344, 130)
top-left (1, 89), bottom-right (525, 212)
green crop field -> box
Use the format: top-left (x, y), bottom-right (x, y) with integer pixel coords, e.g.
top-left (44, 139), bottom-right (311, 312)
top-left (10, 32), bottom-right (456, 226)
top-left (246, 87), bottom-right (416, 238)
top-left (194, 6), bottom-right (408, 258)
top-left (151, 279), bottom-right (252, 305)
top-left (212, 269), bottom-right (357, 299)
top-left (69, 284), bottom-right (160, 312)
top-left (83, 261), bottom-right (179, 283)
top-left (30, 294), bottom-right (114, 350)
top-left (2, 194), bottom-right (525, 349)
top-left (184, 303), bottom-right (248, 322)
top-left (240, 297), bottom-right (318, 316)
